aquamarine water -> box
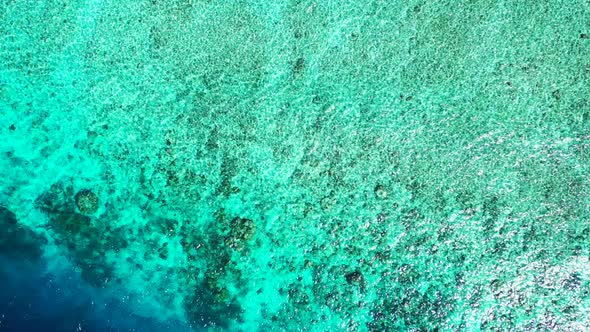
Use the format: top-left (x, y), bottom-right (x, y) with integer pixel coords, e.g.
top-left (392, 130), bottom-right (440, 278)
top-left (1, 1), bottom-right (590, 331)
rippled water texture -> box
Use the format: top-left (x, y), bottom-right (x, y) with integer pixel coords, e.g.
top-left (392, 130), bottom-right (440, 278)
top-left (1, 1), bottom-right (590, 331)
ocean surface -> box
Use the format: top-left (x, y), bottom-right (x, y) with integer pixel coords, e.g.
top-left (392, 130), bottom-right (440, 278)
top-left (1, 0), bottom-right (590, 331)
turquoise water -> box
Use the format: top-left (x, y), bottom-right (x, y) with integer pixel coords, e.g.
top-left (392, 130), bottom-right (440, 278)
top-left (1, 0), bottom-right (590, 330)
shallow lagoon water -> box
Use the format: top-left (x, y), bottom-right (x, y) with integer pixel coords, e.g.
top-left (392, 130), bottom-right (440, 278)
top-left (1, 1), bottom-right (590, 331)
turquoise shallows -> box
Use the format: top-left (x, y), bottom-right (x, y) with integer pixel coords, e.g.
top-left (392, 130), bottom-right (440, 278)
top-left (1, 0), bottom-right (590, 330)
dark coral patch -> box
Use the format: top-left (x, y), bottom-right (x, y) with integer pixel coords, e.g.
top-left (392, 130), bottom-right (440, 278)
top-left (224, 217), bottom-right (256, 251)
top-left (75, 189), bottom-right (99, 215)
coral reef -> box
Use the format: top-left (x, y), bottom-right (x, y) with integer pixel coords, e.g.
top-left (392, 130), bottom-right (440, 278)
top-left (74, 189), bottom-right (99, 215)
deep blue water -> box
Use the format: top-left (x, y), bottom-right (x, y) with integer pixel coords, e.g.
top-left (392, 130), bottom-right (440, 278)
top-left (0, 206), bottom-right (191, 332)
top-left (0, 255), bottom-right (194, 332)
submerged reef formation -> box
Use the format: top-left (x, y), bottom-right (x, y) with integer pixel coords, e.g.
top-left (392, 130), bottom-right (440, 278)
top-left (75, 189), bottom-right (99, 215)
top-left (2, 0), bottom-right (590, 330)
top-left (35, 181), bottom-right (127, 287)
top-left (224, 217), bottom-right (256, 251)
